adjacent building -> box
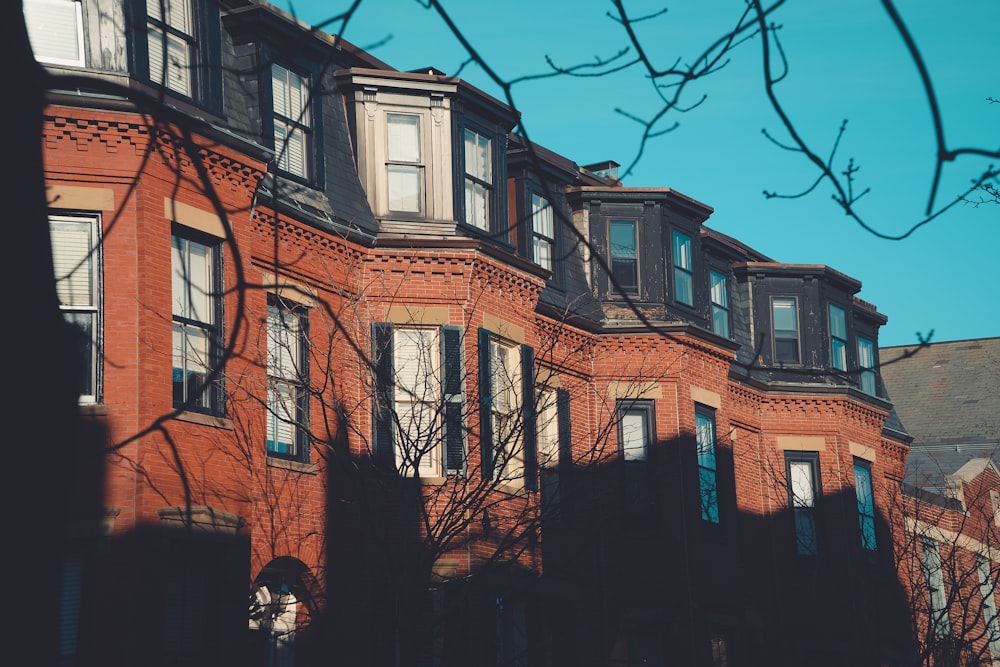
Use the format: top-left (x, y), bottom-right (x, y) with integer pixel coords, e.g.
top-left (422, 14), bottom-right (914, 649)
top-left (28, 0), bottom-right (991, 665)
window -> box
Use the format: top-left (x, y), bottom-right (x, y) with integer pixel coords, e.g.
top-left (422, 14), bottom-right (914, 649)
top-left (463, 128), bottom-right (493, 230)
top-left (249, 584), bottom-right (297, 667)
top-left (51, 214), bottom-right (101, 403)
top-left (266, 300), bottom-right (308, 461)
top-left (709, 630), bottom-right (730, 667)
top-left (786, 452), bottom-right (820, 555)
top-left (921, 538), bottom-right (951, 638)
top-left (991, 490), bottom-right (1000, 527)
top-left (672, 230), bottom-right (693, 306)
top-left (146, 0), bottom-right (195, 97)
top-left (489, 337), bottom-right (522, 480)
top-left (696, 407), bottom-right (719, 523)
top-left (709, 271), bottom-right (730, 338)
top-left (858, 337), bottom-right (876, 395)
top-left (772, 297), bottom-right (800, 364)
top-left (609, 220), bottom-right (638, 294)
top-left (538, 388), bottom-right (561, 514)
top-left (387, 113), bottom-right (423, 213)
top-left (371, 324), bottom-right (464, 476)
top-left (977, 556), bottom-right (1000, 658)
top-left (530, 193), bottom-right (554, 271)
top-left (25, 0), bottom-right (85, 66)
top-left (171, 230), bottom-right (222, 414)
top-left (853, 458), bottom-right (876, 550)
top-left (829, 304), bottom-right (847, 371)
top-left (478, 329), bottom-right (536, 487)
top-left (617, 401), bottom-right (653, 462)
top-left (271, 64), bottom-right (312, 179)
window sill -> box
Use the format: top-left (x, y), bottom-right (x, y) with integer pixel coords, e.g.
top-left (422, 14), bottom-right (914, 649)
top-left (173, 410), bottom-right (234, 430)
top-left (78, 403), bottom-right (108, 417)
top-left (266, 456), bottom-right (317, 475)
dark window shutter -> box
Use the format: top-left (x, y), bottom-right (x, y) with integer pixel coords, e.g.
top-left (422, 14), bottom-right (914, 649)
top-left (557, 388), bottom-right (572, 472)
top-left (297, 311), bottom-right (310, 463)
top-left (478, 328), bottom-right (494, 481)
top-left (372, 323), bottom-right (395, 468)
top-left (521, 344), bottom-right (537, 491)
top-left (442, 325), bottom-right (465, 473)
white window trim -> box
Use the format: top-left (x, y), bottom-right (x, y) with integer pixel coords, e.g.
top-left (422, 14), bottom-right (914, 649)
top-left (25, 0), bottom-right (86, 67)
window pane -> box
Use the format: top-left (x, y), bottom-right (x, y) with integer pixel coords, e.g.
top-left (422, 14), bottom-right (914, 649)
top-left (621, 411), bottom-right (647, 461)
top-left (829, 305), bottom-right (846, 339)
top-left (533, 237), bottom-right (552, 271)
top-left (387, 114), bottom-right (420, 162)
top-left (464, 180), bottom-right (488, 229)
top-left (832, 339), bottom-right (847, 371)
top-left (50, 219), bottom-right (95, 308)
top-left (267, 382), bottom-right (297, 454)
top-left (26, 0), bottom-right (84, 66)
top-left (772, 298), bottom-right (797, 332)
top-left (388, 165), bottom-right (421, 212)
top-left (789, 461), bottom-right (815, 508)
top-left (712, 305), bottom-right (730, 339)
top-left (464, 129), bottom-right (491, 182)
top-left (672, 231), bottom-right (691, 270)
top-left (674, 267), bottom-right (693, 306)
top-left (710, 271), bottom-right (728, 307)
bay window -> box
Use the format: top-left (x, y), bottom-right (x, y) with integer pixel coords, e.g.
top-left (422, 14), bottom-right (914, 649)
top-left (709, 270), bottom-right (730, 338)
top-left (672, 230), bottom-right (693, 306)
top-left (530, 193), bottom-right (554, 271)
top-left (772, 297), bottom-right (800, 364)
top-left (387, 113), bottom-right (423, 213)
top-left (830, 304), bottom-right (847, 371)
top-left (609, 220), bottom-right (638, 294)
top-left (858, 337), bottom-right (877, 395)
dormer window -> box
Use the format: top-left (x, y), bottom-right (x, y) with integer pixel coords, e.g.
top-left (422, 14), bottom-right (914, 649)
top-left (858, 337), bottom-right (876, 394)
top-left (829, 304), bottom-right (847, 371)
top-left (387, 113), bottom-right (423, 213)
top-left (530, 194), bottom-right (554, 271)
top-left (271, 64), bottom-right (311, 179)
top-left (463, 128), bottom-right (493, 230)
top-left (672, 230), bottom-right (693, 306)
top-left (610, 220), bottom-right (638, 294)
top-left (772, 297), bottom-right (800, 364)
top-left (146, 0), bottom-right (195, 97)
top-left (710, 271), bottom-right (730, 338)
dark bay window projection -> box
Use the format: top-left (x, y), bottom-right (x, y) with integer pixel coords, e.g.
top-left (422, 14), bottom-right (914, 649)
top-left (371, 324), bottom-right (464, 477)
top-left (696, 406), bottom-right (720, 523)
top-left (387, 113), bottom-right (423, 213)
top-left (24, 0), bottom-right (86, 67)
top-left (830, 304), bottom-right (848, 371)
top-left (271, 64), bottom-right (312, 179)
top-left (853, 458), bottom-right (876, 550)
top-left (146, 0), bottom-right (195, 97)
top-left (772, 297), bottom-right (800, 364)
top-left (530, 193), bottom-right (554, 271)
top-left (921, 537), bottom-right (951, 638)
top-left (464, 128), bottom-right (493, 230)
top-left (672, 230), bottom-right (694, 306)
top-left (858, 337), bottom-right (877, 395)
top-left (171, 230), bottom-right (222, 414)
top-left (786, 452), bottom-right (820, 555)
top-left (266, 300), bottom-right (308, 461)
top-left (709, 271), bottom-right (730, 338)
top-left (50, 214), bottom-right (101, 403)
top-left (609, 220), bottom-right (638, 294)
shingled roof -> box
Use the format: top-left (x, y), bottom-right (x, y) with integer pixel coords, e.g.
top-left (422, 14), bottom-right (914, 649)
top-left (880, 338), bottom-right (1000, 496)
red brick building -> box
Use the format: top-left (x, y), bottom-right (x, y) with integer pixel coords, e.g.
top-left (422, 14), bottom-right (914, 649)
top-left (26, 1), bottom-right (955, 665)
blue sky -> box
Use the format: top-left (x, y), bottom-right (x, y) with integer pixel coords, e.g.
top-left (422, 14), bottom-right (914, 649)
top-left (278, 0), bottom-right (998, 347)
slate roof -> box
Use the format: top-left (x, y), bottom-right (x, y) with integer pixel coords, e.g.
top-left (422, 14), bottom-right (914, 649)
top-left (880, 338), bottom-right (1000, 495)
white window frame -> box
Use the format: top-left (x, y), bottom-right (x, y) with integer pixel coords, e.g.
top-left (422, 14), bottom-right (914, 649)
top-left (25, 0), bottom-right (86, 67)
top-left (272, 64), bottom-right (312, 179)
top-left (146, 0), bottom-right (195, 98)
top-left (921, 538), bottom-right (951, 638)
top-left (51, 213), bottom-right (101, 403)
top-left (394, 327), bottom-right (443, 478)
top-left (489, 336), bottom-right (523, 482)
top-left (609, 219), bottom-right (638, 294)
top-left (772, 296), bottom-right (801, 364)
